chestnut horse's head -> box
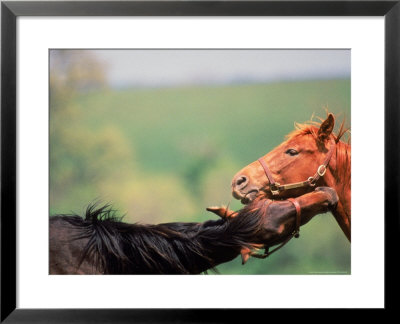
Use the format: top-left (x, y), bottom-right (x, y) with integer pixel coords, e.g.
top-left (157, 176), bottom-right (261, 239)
top-left (232, 113), bottom-right (343, 204)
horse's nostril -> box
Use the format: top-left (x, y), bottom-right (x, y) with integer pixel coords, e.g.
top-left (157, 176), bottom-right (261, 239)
top-left (235, 176), bottom-right (248, 188)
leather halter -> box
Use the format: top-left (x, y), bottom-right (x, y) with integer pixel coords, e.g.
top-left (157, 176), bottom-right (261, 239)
top-left (287, 198), bottom-right (301, 238)
top-left (257, 139), bottom-right (336, 196)
top-left (247, 140), bottom-right (336, 260)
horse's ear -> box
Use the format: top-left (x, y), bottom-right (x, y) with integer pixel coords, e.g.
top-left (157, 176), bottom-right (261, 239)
top-left (317, 114), bottom-right (335, 141)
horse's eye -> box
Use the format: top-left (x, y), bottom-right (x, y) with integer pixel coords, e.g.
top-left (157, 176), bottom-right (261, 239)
top-left (285, 149), bottom-right (299, 156)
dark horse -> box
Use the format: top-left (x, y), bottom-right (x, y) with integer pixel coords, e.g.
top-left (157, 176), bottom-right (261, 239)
top-left (50, 187), bottom-right (338, 274)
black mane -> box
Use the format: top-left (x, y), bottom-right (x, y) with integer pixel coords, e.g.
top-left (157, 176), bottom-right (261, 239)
top-left (50, 188), bottom-right (338, 274)
top-left (51, 203), bottom-right (265, 274)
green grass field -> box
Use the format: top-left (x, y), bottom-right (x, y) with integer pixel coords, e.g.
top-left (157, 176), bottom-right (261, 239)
top-left (50, 79), bottom-right (351, 274)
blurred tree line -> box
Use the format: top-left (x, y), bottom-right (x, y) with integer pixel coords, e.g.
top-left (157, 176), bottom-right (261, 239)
top-left (49, 50), bottom-right (209, 223)
top-left (50, 51), bottom-right (135, 212)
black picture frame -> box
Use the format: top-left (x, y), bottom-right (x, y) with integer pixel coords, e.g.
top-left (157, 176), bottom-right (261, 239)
top-left (1, 0), bottom-right (398, 321)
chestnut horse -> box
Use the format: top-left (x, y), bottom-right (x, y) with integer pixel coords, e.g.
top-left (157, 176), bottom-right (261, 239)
top-left (231, 113), bottom-right (351, 241)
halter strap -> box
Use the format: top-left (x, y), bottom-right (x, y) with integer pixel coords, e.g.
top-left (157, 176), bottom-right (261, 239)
top-left (258, 139), bottom-right (336, 195)
top-left (287, 198), bottom-right (301, 238)
top-left (257, 157), bottom-right (276, 188)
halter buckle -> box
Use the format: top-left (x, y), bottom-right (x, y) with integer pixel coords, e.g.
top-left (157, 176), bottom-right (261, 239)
top-left (317, 165), bottom-right (327, 177)
top-left (270, 182), bottom-right (280, 196)
top-left (307, 177), bottom-right (316, 187)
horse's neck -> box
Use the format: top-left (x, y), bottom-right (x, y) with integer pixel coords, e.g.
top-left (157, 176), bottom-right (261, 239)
top-left (324, 141), bottom-right (351, 241)
top-left (160, 220), bottom-right (241, 273)
top-left (192, 221), bottom-right (242, 272)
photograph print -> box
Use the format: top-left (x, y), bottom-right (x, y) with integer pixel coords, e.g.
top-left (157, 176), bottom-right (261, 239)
top-left (49, 49), bottom-right (351, 275)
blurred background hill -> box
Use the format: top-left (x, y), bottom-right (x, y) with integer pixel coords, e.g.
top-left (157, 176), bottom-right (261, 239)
top-left (50, 49), bottom-right (351, 274)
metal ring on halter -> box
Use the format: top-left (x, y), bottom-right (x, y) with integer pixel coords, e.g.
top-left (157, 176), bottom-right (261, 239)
top-left (307, 177), bottom-right (316, 186)
top-left (270, 182), bottom-right (280, 196)
top-left (307, 177), bottom-right (317, 187)
top-left (317, 165), bottom-right (327, 177)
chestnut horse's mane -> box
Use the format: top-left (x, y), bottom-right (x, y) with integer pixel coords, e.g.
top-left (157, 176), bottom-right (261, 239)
top-left (286, 114), bottom-right (350, 143)
top-left (286, 114), bottom-right (351, 193)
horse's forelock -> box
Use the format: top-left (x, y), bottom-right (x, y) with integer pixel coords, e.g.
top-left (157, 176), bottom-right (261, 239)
top-left (285, 114), bottom-right (350, 144)
top-left (282, 114), bottom-right (351, 191)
